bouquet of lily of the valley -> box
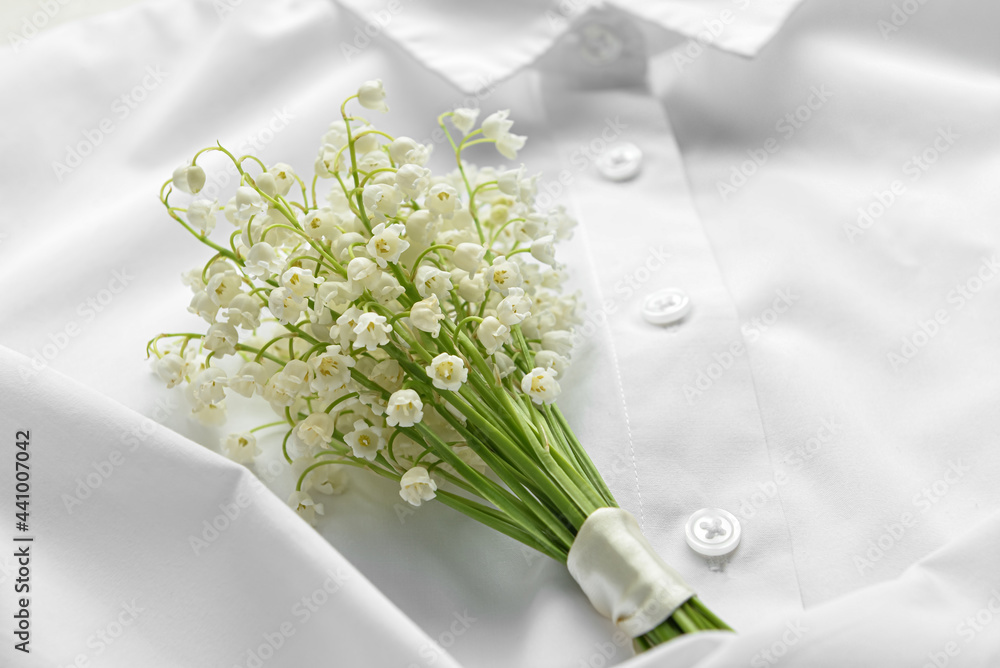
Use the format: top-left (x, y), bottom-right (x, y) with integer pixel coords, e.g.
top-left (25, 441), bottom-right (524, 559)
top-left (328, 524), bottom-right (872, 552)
top-left (148, 80), bottom-right (731, 651)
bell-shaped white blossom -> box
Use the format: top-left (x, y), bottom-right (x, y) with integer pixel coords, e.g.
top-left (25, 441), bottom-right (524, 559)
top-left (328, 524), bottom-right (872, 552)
top-left (497, 167), bottom-right (524, 196)
top-left (451, 108), bottom-right (479, 135)
top-left (425, 353), bottom-right (468, 392)
top-left (494, 352), bottom-right (516, 379)
top-left (452, 243), bottom-right (487, 273)
top-left (496, 133), bottom-right (527, 160)
top-left (530, 234), bottom-right (558, 267)
top-left (541, 330), bottom-right (574, 357)
top-left (399, 466), bottom-right (437, 506)
top-left (534, 350), bottom-right (569, 378)
top-left (296, 412), bottom-right (336, 451)
top-left (477, 316), bottom-right (511, 355)
top-left (457, 272), bottom-right (487, 303)
top-left (155, 353), bottom-right (188, 389)
top-left (482, 110), bottom-right (514, 141)
top-left (414, 265), bottom-right (453, 299)
top-left (409, 294), bottom-right (444, 337)
top-left (188, 290), bottom-right (219, 323)
top-left (225, 293), bottom-right (262, 330)
top-left (347, 256), bottom-right (379, 289)
top-left (288, 490), bottom-right (324, 525)
top-left (173, 164), bottom-right (206, 194)
top-left (358, 79), bottom-right (388, 112)
top-left (206, 270), bottom-right (243, 307)
top-left (548, 205), bottom-right (577, 241)
top-left (482, 110), bottom-right (526, 160)
top-left (405, 209), bottom-right (437, 245)
top-left (389, 137), bottom-right (432, 166)
top-left (497, 287), bottom-right (532, 326)
top-left (245, 242), bottom-right (282, 278)
top-left (487, 256), bottom-right (523, 295)
top-left (426, 183), bottom-right (459, 217)
top-left (521, 366), bottom-right (561, 405)
top-left (363, 183), bottom-right (403, 221)
top-left (353, 312), bottom-right (392, 351)
top-left (302, 208), bottom-right (338, 240)
top-left (192, 367), bottom-right (227, 406)
top-left (385, 389), bottom-right (424, 428)
top-left (304, 461), bottom-right (349, 496)
top-left (223, 432), bottom-right (260, 464)
top-left (334, 306), bottom-right (363, 349)
top-left (310, 346), bottom-right (355, 391)
top-left (268, 163), bottom-right (296, 197)
top-left (204, 322), bottom-right (239, 357)
top-left (395, 164), bottom-right (431, 198)
top-left (234, 186), bottom-right (268, 222)
top-left (229, 361), bottom-right (268, 397)
top-left (366, 222), bottom-right (409, 267)
top-left (344, 420), bottom-right (386, 460)
top-left (281, 267), bottom-right (324, 299)
top-left (187, 199), bottom-right (217, 235)
top-left (367, 272), bottom-right (405, 304)
top-left (268, 287), bottom-right (306, 324)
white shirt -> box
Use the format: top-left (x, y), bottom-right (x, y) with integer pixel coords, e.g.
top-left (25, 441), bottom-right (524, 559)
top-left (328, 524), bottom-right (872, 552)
top-left (1, 0), bottom-right (999, 666)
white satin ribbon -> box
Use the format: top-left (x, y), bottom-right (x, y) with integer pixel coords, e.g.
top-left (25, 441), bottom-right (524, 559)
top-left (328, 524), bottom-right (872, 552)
top-left (567, 507), bottom-right (694, 637)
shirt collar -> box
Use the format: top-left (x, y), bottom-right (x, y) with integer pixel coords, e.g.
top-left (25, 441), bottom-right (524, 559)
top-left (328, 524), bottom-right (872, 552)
top-left (333, 0), bottom-right (806, 94)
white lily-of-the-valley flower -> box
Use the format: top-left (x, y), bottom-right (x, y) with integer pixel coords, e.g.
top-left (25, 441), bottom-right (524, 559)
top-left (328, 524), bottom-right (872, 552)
top-left (186, 199), bottom-right (217, 235)
top-left (344, 420), bottom-right (386, 461)
top-left (426, 353), bottom-right (468, 392)
top-left (223, 432), bottom-right (260, 464)
top-left (399, 466), bottom-right (437, 506)
top-left (385, 389), bottom-right (424, 428)
top-left (172, 164), bottom-right (206, 194)
top-left (409, 294), bottom-right (445, 337)
top-left (357, 79), bottom-right (388, 113)
top-left (521, 367), bottom-right (561, 405)
top-left (288, 490), bottom-right (324, 526)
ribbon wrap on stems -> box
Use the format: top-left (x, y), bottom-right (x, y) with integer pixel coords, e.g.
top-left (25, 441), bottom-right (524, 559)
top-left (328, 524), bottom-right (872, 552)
top-left (567, 508), bottom-right (695, 637)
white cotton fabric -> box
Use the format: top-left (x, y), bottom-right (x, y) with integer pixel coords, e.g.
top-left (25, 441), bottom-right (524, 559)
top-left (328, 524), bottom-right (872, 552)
top-left (1, 0), bottom-right (999, 666)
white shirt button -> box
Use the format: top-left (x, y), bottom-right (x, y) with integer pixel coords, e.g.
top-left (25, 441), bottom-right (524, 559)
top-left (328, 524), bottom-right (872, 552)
top-left (595, 141), bottom-right (643, 182)
top-left (576, 22), bottom-right (624, 66)
top-left (685, 508), bottom-right (742, 557)
top-left (641, 288), bottom-right (691, 325)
